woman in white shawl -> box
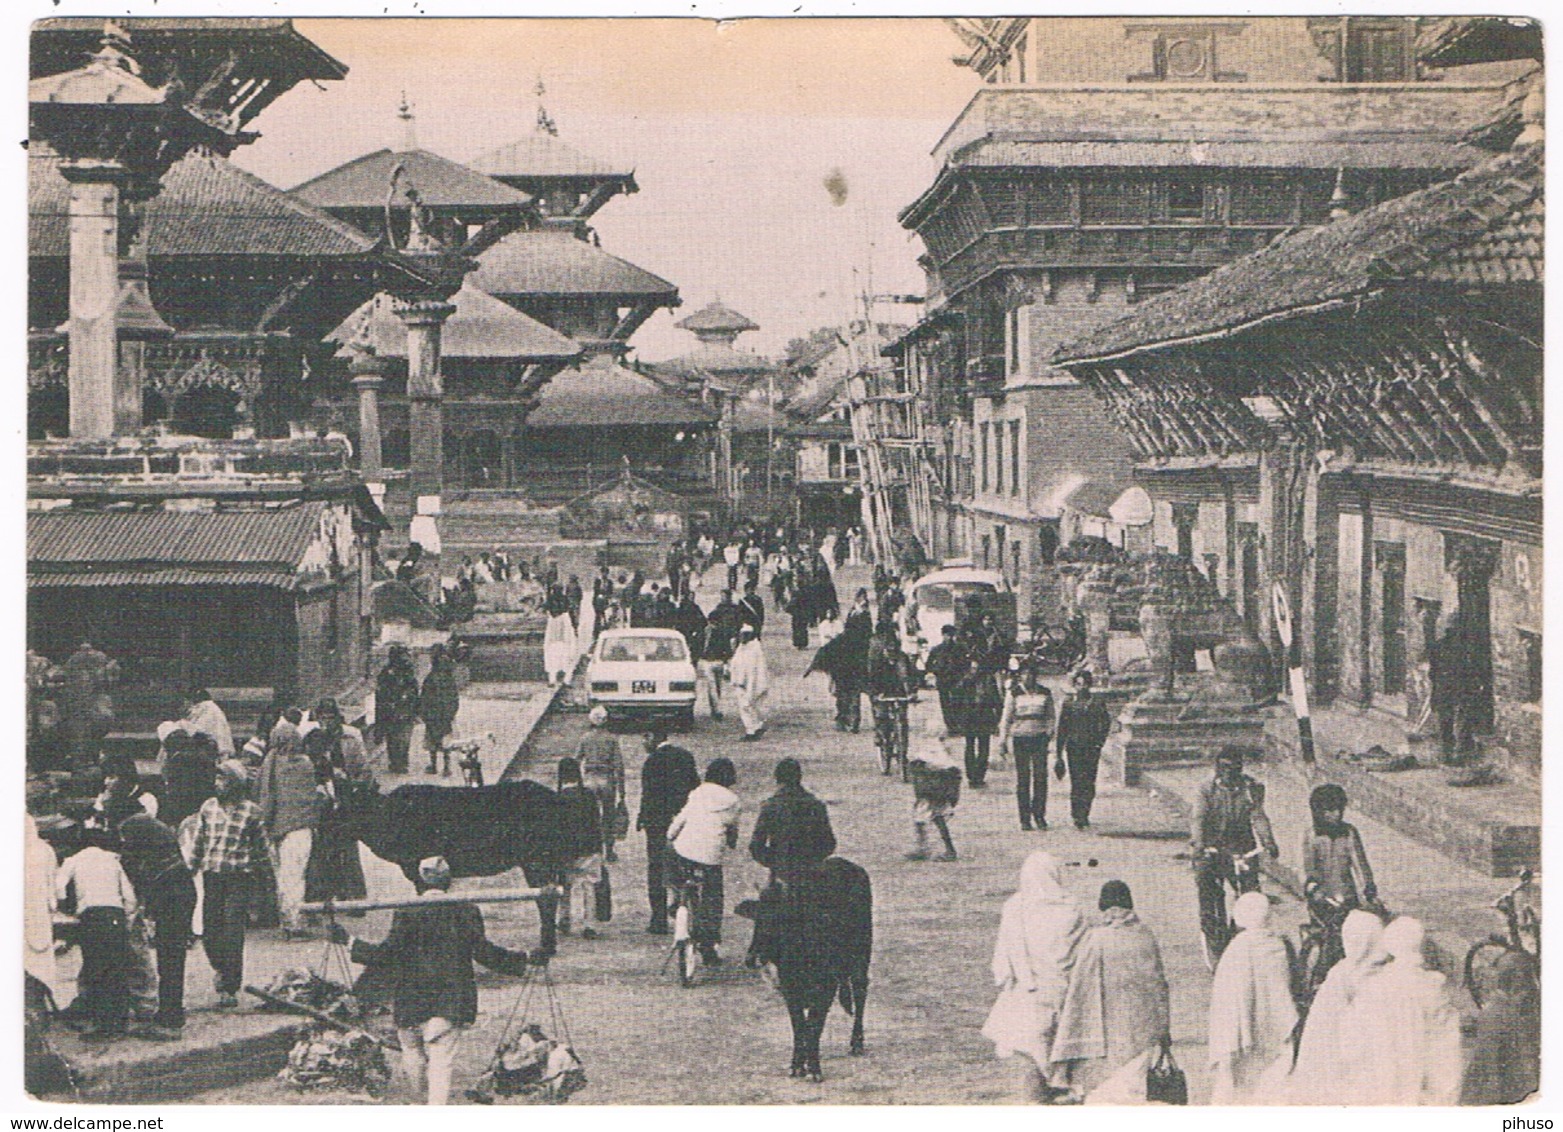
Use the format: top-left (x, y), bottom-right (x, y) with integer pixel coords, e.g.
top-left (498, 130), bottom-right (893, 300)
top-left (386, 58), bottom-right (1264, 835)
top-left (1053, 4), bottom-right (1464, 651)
top-left (542, 583), bottom-right (578, 687)
top-left (982, 851), bottom-right (1087, 1102)
top-left (1355, 917), bottom-right (1463, 1105)
top-left (1288, 909), bottom-right (1386, 1104)
top-left (1051, 880), bottom-right (1171, 1103)
top-left (1207, 891), bottom-right (1297, 1105)
top-left (728, 626), bottom-right (770, 739)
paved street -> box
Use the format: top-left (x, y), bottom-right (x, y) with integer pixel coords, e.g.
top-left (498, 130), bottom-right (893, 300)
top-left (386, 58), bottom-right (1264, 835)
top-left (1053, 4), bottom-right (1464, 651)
top-left (203, 563), bottom-right (1307, 1105)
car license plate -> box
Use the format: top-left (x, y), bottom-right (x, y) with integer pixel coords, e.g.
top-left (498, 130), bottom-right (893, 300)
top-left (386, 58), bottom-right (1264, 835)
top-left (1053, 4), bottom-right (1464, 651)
top-left (632, 680), bottom-right (656, 695)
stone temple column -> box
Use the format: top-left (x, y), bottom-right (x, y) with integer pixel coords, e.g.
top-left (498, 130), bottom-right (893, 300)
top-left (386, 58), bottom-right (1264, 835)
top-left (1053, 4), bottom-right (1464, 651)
top-left (397, 298), bottom-right (455, 584)
top-left (61, 161), bottom-right (125, 439)
top-left (350, 356), bottom-right (389, 484)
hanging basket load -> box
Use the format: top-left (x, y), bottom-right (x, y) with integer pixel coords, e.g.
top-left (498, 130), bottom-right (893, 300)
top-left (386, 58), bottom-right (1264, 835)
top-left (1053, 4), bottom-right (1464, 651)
top-left (467, 964), bottom-right (587, 1104)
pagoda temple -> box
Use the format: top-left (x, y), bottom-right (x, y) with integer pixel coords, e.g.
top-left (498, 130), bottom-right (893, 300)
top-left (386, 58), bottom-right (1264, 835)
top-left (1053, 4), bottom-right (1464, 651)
top-left (27, 20), bottom-right (409, 739)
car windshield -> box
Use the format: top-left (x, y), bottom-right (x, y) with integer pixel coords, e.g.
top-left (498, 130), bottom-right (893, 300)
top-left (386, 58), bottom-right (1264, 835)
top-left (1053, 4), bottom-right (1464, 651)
top-left (600, 636), bottom-right (688, 663)
top-left (916, 581), bottom-right (995, 611)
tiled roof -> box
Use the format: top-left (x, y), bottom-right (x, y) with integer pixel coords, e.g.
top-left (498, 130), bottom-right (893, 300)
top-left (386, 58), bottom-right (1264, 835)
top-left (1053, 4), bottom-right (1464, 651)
top-left (474, 229), bottom-right (678, 298)
top-left (656, 342), bottom-right (776, 375)
top-left (1055, 143), bottom-right (1543, 365)
top-left (528, 359), bottom-right (717, 428)
top-left (30, 148), bottom-right (377, 260)
top-left (788, 373), bottom-right (852, 422)
top-left (28, 502), bottom-right (327, 589)
top-left (1419, 16), bottom-right (1543, 67)
top-left (292, 148), bottom-right (533, 211)
top-left (32, 19), bottom-right (349, 81)
top-left (470, 134), bottom-right (633, 181)
top-left (677, 300), bottom-right (759, 333)
top-left (328, 283), bottom-right (581, 361)
top-left (949, 138), bottom-right (1487, 171)
top-left (1062, 480), bottom-right (1128, 519)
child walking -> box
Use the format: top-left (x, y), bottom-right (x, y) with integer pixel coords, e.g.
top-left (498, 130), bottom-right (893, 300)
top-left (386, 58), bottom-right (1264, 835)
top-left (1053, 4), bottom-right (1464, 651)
top-left (907, 719), bottom-right (961, 862)
top-left (56, 827), bottom-right (138, 1039)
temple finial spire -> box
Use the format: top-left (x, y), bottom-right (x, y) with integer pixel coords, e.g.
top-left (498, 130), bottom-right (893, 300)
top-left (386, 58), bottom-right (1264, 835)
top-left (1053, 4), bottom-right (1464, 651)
top-left (535, 75), bottom-right (558, 137)
top-left (397, 91), bottom-right (417, 151)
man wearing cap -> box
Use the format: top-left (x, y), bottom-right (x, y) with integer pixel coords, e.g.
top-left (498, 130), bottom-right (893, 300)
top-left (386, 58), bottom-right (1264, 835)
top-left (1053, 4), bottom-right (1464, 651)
top-left (182, 760), bottom-right (269, 1008)
top-left (577, 707), bottom-right (625, 862)
top-left (332, 857), bottom-right (531, 1105)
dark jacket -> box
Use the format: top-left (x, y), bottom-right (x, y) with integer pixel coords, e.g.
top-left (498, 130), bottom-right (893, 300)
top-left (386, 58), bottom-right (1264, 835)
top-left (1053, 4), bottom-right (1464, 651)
top-left (115, 812), bottom-right (192, 893)
top-left (704, 602), bottom-right (745, 663)
top-left (419, 660), bottom-right (461, 728)
top-left (739, 592), bottom-right (766, 637)
top-left (674, 600), bottom-right (708, 664)
top-left (924, 639), bottom-right (966, 691)
top-left (351, 899), bottom-right (530, 1028)
top-left (161, 745), bottom-right (218, 829)
top-left (637, 743), bottom-right (700, 832)
top-left (556, 784), bottom-right (603, 861)
top-left (1056, 693), bottom-right (1113, 757)
top-left (865, 635), bottom-right (914, 698)
top-left (806, 620), bottom-right (871, 692)
top-left (377, 662), bottom-right (421, 726)
top-left (1190, 772), bottom-right (1278, 857)
top-left (749, 784), bottom-right (836, 873)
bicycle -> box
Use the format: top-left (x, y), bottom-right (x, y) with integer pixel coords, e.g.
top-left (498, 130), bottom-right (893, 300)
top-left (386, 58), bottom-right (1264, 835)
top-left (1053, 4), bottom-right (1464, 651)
top-left (1295, 892), bottom-right (1390, 1016)
top-left (871, 694), bottom-right (914, 781)
top-left (1197, 845), bottom-right (1265, 972)
top-left (1464, 868), bottom-right (1540, 1010)
top-left (663, 860), bottom-right (715, 987)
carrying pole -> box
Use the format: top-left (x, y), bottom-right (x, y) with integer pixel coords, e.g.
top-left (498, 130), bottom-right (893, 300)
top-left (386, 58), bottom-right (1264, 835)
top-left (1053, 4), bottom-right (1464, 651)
top-left (301, 887), bottom-right (559, 915)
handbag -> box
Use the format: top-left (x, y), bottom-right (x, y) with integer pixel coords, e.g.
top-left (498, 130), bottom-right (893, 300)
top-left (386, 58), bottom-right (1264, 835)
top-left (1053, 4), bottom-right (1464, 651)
top-left (594, 864), bottom-right (613, 923)
top-left (1145, 1043), bottom-right (1188, 1105)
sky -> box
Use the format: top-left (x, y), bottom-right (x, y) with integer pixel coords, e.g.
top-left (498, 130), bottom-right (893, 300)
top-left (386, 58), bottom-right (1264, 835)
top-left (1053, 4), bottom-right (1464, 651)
top-left (228, 19), bottom-right (985, 363)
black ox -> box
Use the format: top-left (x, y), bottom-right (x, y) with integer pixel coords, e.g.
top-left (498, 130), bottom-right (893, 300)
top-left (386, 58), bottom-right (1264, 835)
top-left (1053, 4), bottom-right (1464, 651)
top-left (738, 856), bottom-right (872, 1082)
top-left (336, 780), bottom-right (588, 960)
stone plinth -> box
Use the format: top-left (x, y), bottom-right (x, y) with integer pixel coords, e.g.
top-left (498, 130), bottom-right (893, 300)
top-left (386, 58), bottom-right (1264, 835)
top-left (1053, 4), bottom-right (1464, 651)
top-left (1117, 675), bottom-right (1272, 785)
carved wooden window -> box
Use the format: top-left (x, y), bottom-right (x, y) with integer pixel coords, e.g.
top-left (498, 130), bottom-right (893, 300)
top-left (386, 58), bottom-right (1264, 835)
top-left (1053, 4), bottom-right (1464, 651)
top-left (1081, 178), bottom-right (1151, 225)
top-left (1021, 180), bottom-right (1072, 225)
top-left (1229, 174), bottom-right (1298, 225)
top-left (1165, 181), bottom-right (1206, 222)
top-left (1347, 21), bottom-right (1413, 82)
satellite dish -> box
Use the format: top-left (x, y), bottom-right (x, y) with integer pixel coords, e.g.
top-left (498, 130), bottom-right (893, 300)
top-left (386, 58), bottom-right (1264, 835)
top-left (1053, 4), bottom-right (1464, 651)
top-left (1272, 582), bottom-right (1293, 650)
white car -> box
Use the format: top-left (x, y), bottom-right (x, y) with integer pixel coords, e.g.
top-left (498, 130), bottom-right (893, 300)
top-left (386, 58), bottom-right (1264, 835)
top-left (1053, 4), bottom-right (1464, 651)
top-left (909, 566), bottom-right (1010, 663)
top-left (585, 627), bottom-right (698, 728)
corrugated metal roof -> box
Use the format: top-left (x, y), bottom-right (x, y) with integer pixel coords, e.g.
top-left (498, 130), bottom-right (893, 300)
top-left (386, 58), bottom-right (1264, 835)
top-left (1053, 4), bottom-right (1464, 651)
top-left (1055, 143), bottom-right (1543, 365)
top-left (30, 148), bottom-right (378, 260)
top-left (29, 568), bottom-right (296, 589)
top-left (528, 359), bottom-right (717, 428)
top-left (28, 503), bottom-right (327, 586)
top-left (474, 229), bottom-right (678, 298)
top-left (292, 148), bottom-right (533, 211)
top-left (951, 138), bottom-right (1488, 171)
top-left (328, 283), bottom-right (582, 360)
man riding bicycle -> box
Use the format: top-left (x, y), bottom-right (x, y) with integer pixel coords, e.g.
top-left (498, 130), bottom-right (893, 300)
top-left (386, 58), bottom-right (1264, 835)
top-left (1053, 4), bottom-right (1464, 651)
top-left (1301, 783), bottom-right (1379, 976)
top-left (1191, 746), bottom-right (1279, 966)
top-left (866, 618), bottom-right (916, 775)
